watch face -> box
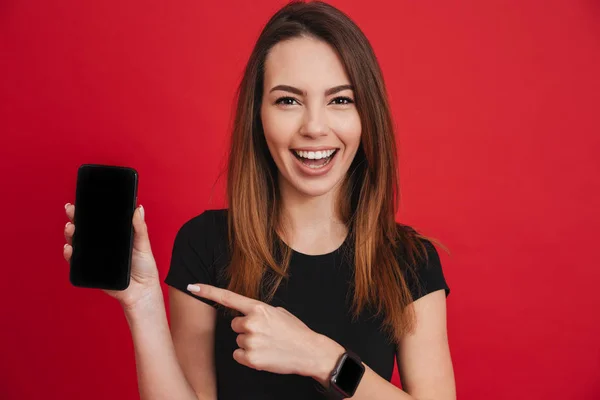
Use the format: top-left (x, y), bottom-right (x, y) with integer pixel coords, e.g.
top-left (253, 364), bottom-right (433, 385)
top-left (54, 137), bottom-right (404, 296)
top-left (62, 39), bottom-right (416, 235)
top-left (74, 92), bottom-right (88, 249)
top-left (335, 354), bottom-right (365, 396)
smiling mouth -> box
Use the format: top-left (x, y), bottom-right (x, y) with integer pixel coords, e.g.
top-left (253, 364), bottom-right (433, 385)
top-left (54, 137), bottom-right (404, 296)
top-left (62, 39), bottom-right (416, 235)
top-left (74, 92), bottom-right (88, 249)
top-left (291, 149), bottom-right (339, 169)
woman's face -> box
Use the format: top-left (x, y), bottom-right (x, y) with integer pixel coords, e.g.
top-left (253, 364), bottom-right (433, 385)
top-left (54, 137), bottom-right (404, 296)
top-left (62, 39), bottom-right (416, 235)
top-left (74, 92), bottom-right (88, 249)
top-left (260, 36), bottom-right (362, 198)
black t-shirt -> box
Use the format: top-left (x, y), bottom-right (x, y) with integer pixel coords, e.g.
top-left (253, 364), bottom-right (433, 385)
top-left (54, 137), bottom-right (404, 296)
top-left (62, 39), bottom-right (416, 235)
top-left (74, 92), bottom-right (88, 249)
top-left (164, 209), bottom-right (450, 400)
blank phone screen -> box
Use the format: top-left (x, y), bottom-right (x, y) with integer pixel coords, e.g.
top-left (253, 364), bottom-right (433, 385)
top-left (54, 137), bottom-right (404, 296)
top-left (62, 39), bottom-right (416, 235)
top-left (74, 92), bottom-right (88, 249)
top-left (70, 165), bottom-right (137, 290)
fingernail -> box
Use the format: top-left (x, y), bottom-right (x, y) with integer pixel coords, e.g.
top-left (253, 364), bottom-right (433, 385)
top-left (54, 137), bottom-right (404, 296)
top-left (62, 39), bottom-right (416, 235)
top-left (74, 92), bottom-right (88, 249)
top-left (64, 243), bottom-right (68, 248)
top-left (187, 284), bottom-right (200, 293)
top-left (139, 205), bottom-right (144, 221)
top-left (65, 203), bottom-right (70, 210)
top-left (65, 222), bottom-right (70, 228)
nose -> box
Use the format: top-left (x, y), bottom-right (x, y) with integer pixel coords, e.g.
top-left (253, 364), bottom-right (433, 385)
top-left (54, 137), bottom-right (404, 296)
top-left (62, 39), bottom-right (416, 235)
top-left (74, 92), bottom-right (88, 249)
top-left (299, 106), bottom-right (329, 138)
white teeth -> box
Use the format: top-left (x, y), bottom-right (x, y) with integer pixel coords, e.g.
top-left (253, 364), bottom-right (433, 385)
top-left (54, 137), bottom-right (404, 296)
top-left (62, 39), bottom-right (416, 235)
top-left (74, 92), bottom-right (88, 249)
top-left (294, 149), bottom-right (336, 159)
top-left (307, 156), bottom-right (334, 169)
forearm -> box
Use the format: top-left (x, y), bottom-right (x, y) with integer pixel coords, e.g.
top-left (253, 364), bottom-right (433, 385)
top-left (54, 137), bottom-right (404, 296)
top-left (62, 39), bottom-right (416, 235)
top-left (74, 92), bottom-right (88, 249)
top-left (123, 285), bottom-right (199, 400)
top-left (343, 364), bottom-right (415, 399)
top-left (309, 334), bottom-right (416, 400)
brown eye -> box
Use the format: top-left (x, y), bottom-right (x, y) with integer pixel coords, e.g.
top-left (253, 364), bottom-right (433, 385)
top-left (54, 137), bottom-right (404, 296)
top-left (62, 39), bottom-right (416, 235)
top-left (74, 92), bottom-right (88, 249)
top-left (275, 97), bottom-right (299, 106)
top-left (330, 96), bottom-right (354, 105)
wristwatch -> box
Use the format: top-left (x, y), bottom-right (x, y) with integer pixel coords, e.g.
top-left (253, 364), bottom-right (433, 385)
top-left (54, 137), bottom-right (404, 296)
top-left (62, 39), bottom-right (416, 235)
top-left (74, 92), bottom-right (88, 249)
top-left (327, 349), bottom-right (366, 399)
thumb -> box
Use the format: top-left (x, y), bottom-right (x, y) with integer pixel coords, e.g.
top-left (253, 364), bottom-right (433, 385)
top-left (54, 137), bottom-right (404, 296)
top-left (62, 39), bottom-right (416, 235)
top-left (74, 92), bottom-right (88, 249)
top-left (132, 205), bottom-right (152, 254)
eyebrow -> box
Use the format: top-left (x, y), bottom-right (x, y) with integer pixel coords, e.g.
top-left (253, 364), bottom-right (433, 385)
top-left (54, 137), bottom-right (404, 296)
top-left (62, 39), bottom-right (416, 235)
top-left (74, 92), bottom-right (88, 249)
top-left (269, 84), bottom-right (353, 96)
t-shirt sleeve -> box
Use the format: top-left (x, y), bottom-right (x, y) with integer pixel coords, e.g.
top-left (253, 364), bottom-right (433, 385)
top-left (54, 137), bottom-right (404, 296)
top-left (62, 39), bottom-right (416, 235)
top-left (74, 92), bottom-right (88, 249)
top-left (407, 238), bottom-right (451, 302)
top-left (164, 211), bottom-right (218, 308)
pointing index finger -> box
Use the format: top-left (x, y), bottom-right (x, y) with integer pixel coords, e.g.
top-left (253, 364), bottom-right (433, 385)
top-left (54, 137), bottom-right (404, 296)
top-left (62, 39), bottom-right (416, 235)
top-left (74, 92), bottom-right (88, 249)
top-left (189, 284), bottom-right (262, 315)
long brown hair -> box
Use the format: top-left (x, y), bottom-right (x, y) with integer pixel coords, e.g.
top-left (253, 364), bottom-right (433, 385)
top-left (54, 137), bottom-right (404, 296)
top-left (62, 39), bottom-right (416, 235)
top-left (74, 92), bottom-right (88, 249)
top-left (225, 0), bottom-right (435, 344)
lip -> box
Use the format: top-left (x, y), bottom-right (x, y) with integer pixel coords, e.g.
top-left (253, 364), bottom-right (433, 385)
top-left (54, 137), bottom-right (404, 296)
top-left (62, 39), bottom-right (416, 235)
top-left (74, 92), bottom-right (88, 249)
top-left (291, 146), bottom-right (339, 151)
top-left (290, 148), bottom-right (339, 177)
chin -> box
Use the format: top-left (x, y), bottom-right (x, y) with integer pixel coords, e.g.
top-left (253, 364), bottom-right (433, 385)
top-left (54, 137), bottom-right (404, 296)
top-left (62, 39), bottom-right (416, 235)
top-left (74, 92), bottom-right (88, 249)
top-left (289, 175), bottom-right (343, 198)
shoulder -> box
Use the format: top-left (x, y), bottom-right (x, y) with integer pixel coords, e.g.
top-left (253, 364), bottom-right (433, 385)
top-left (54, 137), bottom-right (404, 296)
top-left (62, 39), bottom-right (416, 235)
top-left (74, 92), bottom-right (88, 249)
top-left (178, 208), bottom-right (228, 236)
top-left (173, 208), bottom-right (230, 264)
top-left (395, 223), bottom-right (451, 302)
top-left (165, 209), bottom-right (230, 300)
top-left (166, 209), bottom-right (230, 289)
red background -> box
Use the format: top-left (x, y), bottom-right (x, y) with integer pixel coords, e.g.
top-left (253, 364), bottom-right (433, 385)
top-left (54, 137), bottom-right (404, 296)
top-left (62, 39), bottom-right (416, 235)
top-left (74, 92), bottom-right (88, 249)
top-left (1, 1), bottom-right (599, 399)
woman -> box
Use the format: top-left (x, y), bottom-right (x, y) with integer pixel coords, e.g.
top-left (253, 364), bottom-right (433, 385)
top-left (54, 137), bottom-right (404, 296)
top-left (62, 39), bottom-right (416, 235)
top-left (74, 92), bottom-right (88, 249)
top-left (63, 1), bottom-right (455, 399)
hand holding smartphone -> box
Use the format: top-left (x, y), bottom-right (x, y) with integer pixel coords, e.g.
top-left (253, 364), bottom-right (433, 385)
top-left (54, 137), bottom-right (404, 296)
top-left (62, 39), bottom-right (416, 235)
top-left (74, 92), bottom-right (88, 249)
top-left (64, 164), bottom-right (160, 308)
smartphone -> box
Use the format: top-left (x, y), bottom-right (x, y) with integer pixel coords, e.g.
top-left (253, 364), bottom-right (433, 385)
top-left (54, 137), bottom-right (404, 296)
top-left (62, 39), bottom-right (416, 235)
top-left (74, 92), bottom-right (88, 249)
top-left (69, 164), bottom-right (138, 291)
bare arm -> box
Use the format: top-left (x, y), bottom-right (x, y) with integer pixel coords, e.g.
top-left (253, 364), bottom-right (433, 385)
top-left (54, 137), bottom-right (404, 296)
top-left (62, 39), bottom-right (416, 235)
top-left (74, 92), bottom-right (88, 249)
top-left (189, 283), bottom-right (455, 400)
top-left (311, 289), bottom-right (456, 399)
top-left (395, 289), bottom-right (455, 399)
top-left (168, 287), bottom-right (218, 400)
top-left (63, 203), bottom-right (217, 399)
top-left (123, 284), bottom-right (216, 400)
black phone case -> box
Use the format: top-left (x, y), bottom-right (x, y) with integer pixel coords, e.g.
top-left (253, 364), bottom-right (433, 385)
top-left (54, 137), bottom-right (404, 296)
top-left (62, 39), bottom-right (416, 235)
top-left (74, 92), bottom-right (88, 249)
top-left (69, 163), bottom-right (138, 291)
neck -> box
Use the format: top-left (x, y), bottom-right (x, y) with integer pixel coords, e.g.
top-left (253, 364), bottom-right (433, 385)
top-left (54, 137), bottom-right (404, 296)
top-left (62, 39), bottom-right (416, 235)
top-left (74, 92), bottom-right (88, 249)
top-left (277, 175), bottom-right (348, 255)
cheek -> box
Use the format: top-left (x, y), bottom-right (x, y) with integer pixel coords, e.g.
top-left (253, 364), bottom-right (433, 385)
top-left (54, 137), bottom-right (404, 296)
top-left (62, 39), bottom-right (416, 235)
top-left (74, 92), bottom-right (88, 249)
top-left (261, 108), bottom-right (299, 150)
top-left (331, 112), bottom-right (362, 148)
